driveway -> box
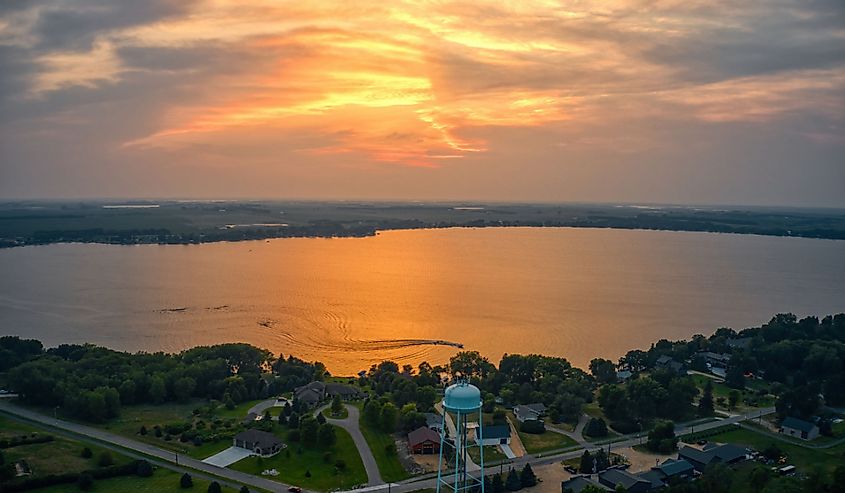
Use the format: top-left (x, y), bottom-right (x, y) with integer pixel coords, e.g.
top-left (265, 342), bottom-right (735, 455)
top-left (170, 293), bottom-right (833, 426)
top-left (317, 403), bottom-right (384, 486)
top-left (203, 446), bottom-right (254, 467)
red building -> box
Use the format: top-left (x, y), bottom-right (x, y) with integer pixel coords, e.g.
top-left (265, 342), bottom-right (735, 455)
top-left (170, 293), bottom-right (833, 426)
top-left (408, 426), bottom-right (440, 454)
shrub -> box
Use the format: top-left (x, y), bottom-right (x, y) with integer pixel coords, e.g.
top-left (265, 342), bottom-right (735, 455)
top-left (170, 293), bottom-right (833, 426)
top-left (584, 418), bottom-right (608, 438)
top-left (180, 472), bottom-right (193, 488)
top-left (80, 447), bottom-right (93, 459)
top-left (323, 451), bottom-right (333, 463)
top-left (139, 425), bottom-right (147, 435)
top-left (305, 469), bottom-right (312, 478)
top-left (385, 443), bottom-right (397, 456)
top-left (335, 459), bottom-right (346, 470)
top-left (77, 473), bottom-right (94, 491)
top-left (207, 481), bottom-right (222, 493)
top-left (97, 451), bottom-right (114, 467)
top-left (136, 460), bottom-right (153, 477)
top-left (240, 487), bottom-right (250, 493)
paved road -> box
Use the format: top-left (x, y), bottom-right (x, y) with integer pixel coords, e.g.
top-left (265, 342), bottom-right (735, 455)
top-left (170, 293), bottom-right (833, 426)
top-left (547, 414), bottom-right (589, 447)
top-left (0, 400), bottom-right (303, 493)
top-left (318, 404), bottom-right (384, 486)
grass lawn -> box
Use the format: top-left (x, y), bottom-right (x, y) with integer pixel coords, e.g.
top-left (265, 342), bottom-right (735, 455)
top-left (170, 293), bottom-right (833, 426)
top-left (357, 418), bottom-right (409, 482)
top-left (468, 445), bottom-right (507, 464)
top-left (696, 426), bottom-right (845, 475)
top-left (230, 425), bottom-right (367, 491)
top-left (691, 375), bottom-right (774, 411)
top-left (31, 466), bottom-right (240, 493)
top-left (506, 412), bottom-right (577, 454)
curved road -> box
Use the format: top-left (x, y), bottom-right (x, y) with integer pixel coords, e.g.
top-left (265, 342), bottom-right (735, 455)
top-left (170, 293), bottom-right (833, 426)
top-left (317, 404), bottom-right (384, 486)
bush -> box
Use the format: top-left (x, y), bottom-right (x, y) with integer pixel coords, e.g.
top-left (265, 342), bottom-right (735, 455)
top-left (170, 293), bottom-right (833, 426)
top-left (136, 460), bottom-right (153, 477)
top-left (80, 447), bottom-right (93, 459)
top-left (335, 459), bottom-right (346, 470)
top-left (305, 469), bottom-right (312, 478)
top-left (323, 451), bottom-right (333, 463)
top-left (208, 481), bottom-right (222, 493)
top-left (385, 443), bottom-right (397, 456)
top-left (97, 451), bottom-right (114, 467)
top-left (519, 419), bottom-right (545, 434)
top-left (240, 487), bottom-right (250, 493)
top-left (180, 472), bottom-right (193, 488)
top-left (77, 473), bottom-right (94, 491)
top-left (610, 420), bottom-right (640, 434)
top-left (139, 425), bottom-right (147, 435)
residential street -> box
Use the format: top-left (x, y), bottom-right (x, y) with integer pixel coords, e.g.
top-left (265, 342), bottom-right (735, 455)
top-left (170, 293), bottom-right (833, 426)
top-left (317, 403), bottom-right (384, 486)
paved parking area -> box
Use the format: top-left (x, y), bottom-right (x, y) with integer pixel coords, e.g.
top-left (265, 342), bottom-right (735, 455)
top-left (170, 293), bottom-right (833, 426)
top-left (202, 446), bottom-right (253, 467)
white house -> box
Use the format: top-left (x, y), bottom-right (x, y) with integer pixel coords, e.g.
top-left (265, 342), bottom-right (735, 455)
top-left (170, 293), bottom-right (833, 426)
top-left (780, 417), bottom-right (819, 441)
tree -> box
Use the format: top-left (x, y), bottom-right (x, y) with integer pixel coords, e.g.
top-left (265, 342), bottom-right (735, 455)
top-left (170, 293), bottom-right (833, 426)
top-left (519, 463), bottom-right (538, 487)
top-left (319, 424), bottom-right (337, 446)
top-left (300, 416), bottom-right (320, 446)
top-left (589, 358), bottom-right (617, 384)
top-left (646, 420), bottom-right (677, 453)
top-left (725, 364), bottom-right (745, 389)
top-left (698, 380), bottom-right (715, 416)
top-left (316, 412), bottom-right (326, 425)
top-left (98, 451), bottom-right (114, 467)
top-left (505, 468), bottom-right (522, 491)
top-left (492, 473), bottom-right (505, 493)
top-left (520, 419), bottom-right (545, 434)
top-left (363, 400), bottom-right (381, 425)
top-left (380, 402), bottom-right (399, 432)
top-left (80, 447), bottom-right (93, 458)
top-left (150, 376), bottom-right (167, 404)
top-left (180, 473), bottom-right (193, 488)
top-left (331, 394), bottom-right (343, 415)
top-left (728, 390), bottom-right (740, 410)
top-left (240, 487), bottom-right (250, 493)
top-left (288, 411), bottom-right (300, 429)
top-left (579, 450), bottom-right (593, 473)
top-left (593, 448), bottom-right (609, 471)
top-left (584, 418), bottom-right (608, 438)
top-left (207, 481), bottom-right (222, 493)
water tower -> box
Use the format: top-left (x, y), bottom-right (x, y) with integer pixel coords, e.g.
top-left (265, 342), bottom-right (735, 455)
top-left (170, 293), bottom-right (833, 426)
top-left (437, 381), bottom-right (484, 493)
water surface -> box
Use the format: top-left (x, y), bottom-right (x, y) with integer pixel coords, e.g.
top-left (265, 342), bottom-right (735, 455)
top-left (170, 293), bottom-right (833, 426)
top-left (1, 228), bottom-right (842, 374)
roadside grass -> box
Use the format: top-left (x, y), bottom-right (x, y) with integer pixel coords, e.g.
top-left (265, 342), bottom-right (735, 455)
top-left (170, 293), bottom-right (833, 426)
top-left (0, 416), bottom-right (129, 477)
top-left (356, 416), bottom-right (410, 482)
top-left (690, 426), bottom-right (845, 475)
top-left (30, 466), bottom-right (240, 493)
top-left (230, 425), bottom-right (367, 491)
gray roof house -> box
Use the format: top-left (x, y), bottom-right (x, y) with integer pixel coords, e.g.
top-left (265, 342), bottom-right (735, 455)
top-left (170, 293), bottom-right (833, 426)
top-left (679, 443), bottom-right (747, 472)
top-left (655, 355), bottom-right (686, 375)
top-left (638, 458), bottom-right (695, 488)
top-left (514, 403), bottom-right (546, 423)
top-left (325, 382), bottom-right (364, 400)
top-left (780, 417), bottom-right (819, 441)
top-left (424, 412), bottom-right (443, 432)
top-left (562, 476), bottom-right (609, 493)
top-left (233, 429), bottom-right (285, 457)
top-left (598, 469), bottom-right (651, 493)
top-left (294, 381), bottom-right (326, 407)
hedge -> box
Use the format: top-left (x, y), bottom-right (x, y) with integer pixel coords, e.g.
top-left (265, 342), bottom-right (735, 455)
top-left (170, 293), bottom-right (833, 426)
top-left (0, 460), bottom-right (150, 492)
top-left (0, 435), bottom-right (54, 449)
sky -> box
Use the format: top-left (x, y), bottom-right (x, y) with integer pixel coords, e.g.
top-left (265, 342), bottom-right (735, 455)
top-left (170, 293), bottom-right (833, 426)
top-left (0, 1), bottom-right (843, 207)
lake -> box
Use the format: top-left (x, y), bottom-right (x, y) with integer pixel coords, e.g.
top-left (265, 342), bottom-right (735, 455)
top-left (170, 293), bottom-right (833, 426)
top-left (1, 227), bottom-right (843, 374)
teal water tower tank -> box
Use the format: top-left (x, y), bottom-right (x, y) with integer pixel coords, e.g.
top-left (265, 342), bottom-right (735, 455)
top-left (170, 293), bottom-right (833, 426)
top-left (437, 381), bottom-right (484, 493)
top-left (443, 381), bottom-right (482, 413)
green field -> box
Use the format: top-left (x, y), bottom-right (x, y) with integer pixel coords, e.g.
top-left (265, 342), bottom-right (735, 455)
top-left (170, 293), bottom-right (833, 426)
top-left (690, 375), bottom-right (775, 410)
top-left (468, 445), bottom-right (507, 464)
top-left (230, 425), bottom-right (367, 491)
top-left (506, 412), bottom-right (578, 454)
top-left (30, 467), bottom-right (240, 493)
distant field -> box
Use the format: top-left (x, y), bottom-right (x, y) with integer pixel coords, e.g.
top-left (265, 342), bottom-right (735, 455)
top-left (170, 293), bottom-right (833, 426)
top-left (2, 201), bottom-right (843, 247)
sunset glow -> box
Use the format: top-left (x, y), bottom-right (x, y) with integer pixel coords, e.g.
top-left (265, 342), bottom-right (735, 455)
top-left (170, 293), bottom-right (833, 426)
top-left (1, 0), bottom-right (843, 203)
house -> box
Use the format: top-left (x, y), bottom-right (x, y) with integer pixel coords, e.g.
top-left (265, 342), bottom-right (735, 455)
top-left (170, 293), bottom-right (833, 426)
top-left (699, 352), bottom-right (731, 369)
top-left (424, 412), bottom-right (443, 433)
top-left (233, 429), bottom-right (285, 456)
top-left (598, 469), bottom-right (651, 493)
top-left (408, 426), bottom-right (440, 454)
top-left (678, 443), bottom-right (747, 472)
top-left (562, 476), bottom-right (609, 493)
top-left (325, 382), bottom-right (364, 401)
top-left (780, 417), bottom-right (819, 441)
top-left (655, 355), bottom-right (686, 375)
top-left (637, 458), bottom-right (695, 488)
top-left (726, 337), bottom-right (753, 350)
top-left (616, 370), bottom-right (633, 382)
top-left (294, 381), bottom-right (326, 407)
top-left (476, 424), bottom-right (511, 446)
top-left (514, 403), bottom-right (547, 423)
